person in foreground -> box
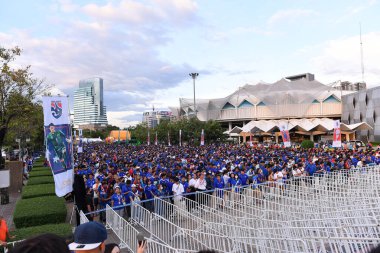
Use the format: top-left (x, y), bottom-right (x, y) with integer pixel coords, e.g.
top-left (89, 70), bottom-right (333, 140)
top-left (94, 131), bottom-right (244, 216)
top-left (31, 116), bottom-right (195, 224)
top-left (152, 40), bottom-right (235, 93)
top-left (69, 221), bottom-right (107, 253)
top-left (104, 243), bottom-right (120, 253)
top-left (10, 234), bottom-right (70, 253)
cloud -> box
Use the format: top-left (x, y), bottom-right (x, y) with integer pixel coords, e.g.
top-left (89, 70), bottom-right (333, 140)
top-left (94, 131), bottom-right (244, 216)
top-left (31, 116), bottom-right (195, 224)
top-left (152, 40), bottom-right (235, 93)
top-left (107, 111), bottom-right (142, 128)
top-left (335, 0), bottom-right (378, 23)
top-left (310, 32), bottom-right (380, 86)
top-left (268, 9), bottom-right (318, 25)
top-left (0, 0), bottom-right (202, 127)
top-left (82, 0), bottom-right (198, 26)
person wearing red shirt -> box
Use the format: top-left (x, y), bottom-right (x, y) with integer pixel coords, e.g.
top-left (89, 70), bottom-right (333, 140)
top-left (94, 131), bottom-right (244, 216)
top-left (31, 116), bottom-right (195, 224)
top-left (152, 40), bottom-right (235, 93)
top-left (0, 216), bottom-right (14, 251)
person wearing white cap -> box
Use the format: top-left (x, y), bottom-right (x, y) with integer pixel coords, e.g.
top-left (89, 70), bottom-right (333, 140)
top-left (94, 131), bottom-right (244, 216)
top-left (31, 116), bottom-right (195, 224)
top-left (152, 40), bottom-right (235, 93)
top-left (69, 221), bottom-right (107, 252)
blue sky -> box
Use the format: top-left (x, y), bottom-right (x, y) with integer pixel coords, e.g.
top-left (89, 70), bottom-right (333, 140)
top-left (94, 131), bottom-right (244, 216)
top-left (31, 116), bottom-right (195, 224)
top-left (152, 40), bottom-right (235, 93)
top-left (1, 0), bottom-right (380, 127)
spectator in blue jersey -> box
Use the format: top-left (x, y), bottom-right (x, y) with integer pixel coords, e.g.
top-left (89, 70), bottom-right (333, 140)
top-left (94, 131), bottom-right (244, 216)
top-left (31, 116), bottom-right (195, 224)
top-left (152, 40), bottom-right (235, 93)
top-left (213, 173), bottom-right (225, 208)
top-left (99, 181), bottom-right (109, 223)
top-left (143, 179), bottom-right (156, 213)
top-left (111, 186), bottom-right (125, 217)
top-left (239, 170), bottom-right (249, 187)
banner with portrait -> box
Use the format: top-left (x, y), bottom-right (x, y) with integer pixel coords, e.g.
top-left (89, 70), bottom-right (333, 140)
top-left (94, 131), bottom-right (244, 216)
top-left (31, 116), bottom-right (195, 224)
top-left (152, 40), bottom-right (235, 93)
top-left (42, 96), bottom-right (74, 197)
top-left (279, 124), bottom-right (291, 148)
top-left (332, 120), bottom-right (342, 148)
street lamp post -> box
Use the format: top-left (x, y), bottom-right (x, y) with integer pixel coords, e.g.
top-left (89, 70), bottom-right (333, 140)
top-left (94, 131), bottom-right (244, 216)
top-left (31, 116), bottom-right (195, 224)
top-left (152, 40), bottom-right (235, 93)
top-left (189, 73), bottom-right (199, 117)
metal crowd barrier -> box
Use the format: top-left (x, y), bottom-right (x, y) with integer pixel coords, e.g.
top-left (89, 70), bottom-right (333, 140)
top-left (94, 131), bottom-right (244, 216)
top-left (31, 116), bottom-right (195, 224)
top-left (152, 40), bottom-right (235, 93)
top-left (87, 164), bottom-right (380, 253)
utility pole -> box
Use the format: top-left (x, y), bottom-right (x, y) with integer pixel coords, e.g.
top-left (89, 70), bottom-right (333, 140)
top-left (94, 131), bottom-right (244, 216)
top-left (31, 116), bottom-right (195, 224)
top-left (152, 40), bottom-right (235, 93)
top-left (189, 73), bottom-right (199, 117)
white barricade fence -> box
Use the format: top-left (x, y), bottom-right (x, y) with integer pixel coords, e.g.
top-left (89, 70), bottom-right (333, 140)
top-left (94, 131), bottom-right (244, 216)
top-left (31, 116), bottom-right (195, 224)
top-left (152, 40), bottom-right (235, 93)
top-left (97, 166), bottom-right (380, 253)
top-left (106, 205), bottom-right (138, 252)
top-left (4, 240), bottom-right (25, 253)
top-left (79, 210), bottom-right (89, 224)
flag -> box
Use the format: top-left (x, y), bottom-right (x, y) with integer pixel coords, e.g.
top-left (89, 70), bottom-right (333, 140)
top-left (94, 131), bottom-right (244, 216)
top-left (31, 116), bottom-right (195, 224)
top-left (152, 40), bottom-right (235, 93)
top-left (280, 125), bottom-right (291, 148)
top-left (77, 128), bottom-right (83, 153)
top-left (179, 129), bottom-right (182, 147)
top-left (168, 132), bottom-right (171, 146)
top-left (42, 96), bottom-right (73, 197)
top-left (155, 132), bottom-right (158, 145)
top-left (200, 129), bottom-right (205, 146)
top-left (147, 131), bottom-right (150, 145)
top-left (332, 120), bottom-right (342, 148)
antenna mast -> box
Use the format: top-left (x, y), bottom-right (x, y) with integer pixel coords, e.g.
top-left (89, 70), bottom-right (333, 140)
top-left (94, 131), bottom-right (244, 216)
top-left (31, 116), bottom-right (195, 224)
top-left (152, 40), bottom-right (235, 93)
top-left (360, 22), bottom-right (365, 83)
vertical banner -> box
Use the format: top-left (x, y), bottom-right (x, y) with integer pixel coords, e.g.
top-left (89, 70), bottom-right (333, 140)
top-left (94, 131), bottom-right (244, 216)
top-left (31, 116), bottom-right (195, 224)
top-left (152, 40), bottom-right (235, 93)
top-left (279, 125), bottom-right (291, 148)
top-left (147, 131), bottom-right (150, 145)
top-left (168, 132), bottom-right (171, 146)
top-left (179, 129), bottom-right (182, 147)
top-left (154, 132), bottom-right (158, 145)
top-left (200, 129), bottom-right (205, 146)
top-left (78, 129), bottom-right (83, 137)
top-left (332, 120), bottom-right (342, 148)
top-left (42, 96), bottom-right (73, 197)
top-left (249, 132), bottom-right (253, 147)
top-left (77, 128), bottom-right (83, 154)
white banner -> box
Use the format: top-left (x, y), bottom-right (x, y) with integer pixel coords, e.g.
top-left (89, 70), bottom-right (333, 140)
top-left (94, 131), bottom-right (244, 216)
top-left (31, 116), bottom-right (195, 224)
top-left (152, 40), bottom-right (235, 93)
top-left (279, 124), bottom-right (291, 148)
top-left (42, 96), bottom-right (74, 197)
top-left (200, 129), bottom-right (205, 146)
top-left (332, 120), bottom-right (342, 148)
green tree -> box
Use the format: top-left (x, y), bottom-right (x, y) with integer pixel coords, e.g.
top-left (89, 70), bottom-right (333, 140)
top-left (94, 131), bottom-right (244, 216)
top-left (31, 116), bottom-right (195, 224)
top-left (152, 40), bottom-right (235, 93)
top-left (0, 47), bottom-right (46, 169)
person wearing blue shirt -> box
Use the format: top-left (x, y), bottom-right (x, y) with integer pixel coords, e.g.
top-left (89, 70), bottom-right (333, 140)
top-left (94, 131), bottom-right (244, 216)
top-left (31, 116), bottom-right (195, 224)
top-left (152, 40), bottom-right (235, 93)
top-left (111, 186), bottom-right (125, 217)
top-left (239, 170), bottom-right (249, 186)
top-left (144, 180), bottom-right (157, 212)
top-left (86, 174), bottom-right (95, 189)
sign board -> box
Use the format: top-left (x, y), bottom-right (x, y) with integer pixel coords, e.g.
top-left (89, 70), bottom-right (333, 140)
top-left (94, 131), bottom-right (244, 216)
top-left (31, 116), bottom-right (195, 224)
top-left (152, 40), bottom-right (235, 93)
top-left (0, 170), bottom-right (10, 188)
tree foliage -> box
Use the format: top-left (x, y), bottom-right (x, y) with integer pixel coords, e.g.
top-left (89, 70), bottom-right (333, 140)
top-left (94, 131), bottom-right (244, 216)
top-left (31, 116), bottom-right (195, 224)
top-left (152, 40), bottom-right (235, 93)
top-left (0, 46), bottom-right (46, 168)
top-left (128, 118), bottom-right (225, 145)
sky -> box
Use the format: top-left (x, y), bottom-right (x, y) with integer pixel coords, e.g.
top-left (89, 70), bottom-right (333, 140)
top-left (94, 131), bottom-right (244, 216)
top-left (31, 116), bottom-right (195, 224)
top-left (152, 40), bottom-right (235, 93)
top-left (1, 0), bottom-right (380, 128)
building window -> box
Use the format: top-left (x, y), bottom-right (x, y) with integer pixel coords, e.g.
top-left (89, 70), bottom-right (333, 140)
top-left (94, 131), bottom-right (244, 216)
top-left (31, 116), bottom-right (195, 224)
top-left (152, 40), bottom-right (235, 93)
top-left (374, 110), bottom-right (377, 123)
top-left (238, 100), bottom-right (253, 108)
top-left (360, 113), bottom-right (363, 122)
top-left (365, 94), bottom-right (369, 106)
top-left (348, 114), bottom-right (351, 124)
top-left (222, 102), bottom-right (235, 110)
top-left (323, 95), bottom-right (339, 103)
top-left (353, 97), bottom-right (356, 108)
top-left (257, 101), bottom-right (266, 106)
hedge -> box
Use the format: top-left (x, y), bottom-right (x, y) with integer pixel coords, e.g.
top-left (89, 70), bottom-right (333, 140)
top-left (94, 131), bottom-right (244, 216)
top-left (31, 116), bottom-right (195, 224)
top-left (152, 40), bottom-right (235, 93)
top-left (10, 223), bottom-right (72, 242)
top-left (31, 166), bottom-right (49, 172)
top-left (22, 184), bottom-right (55, 199)
top-left (14, 196), bottom-right (66, 228)
top-left (27, 176), bottom-right (55, 185)
top-left (29, 169), bottom-right (52, 177)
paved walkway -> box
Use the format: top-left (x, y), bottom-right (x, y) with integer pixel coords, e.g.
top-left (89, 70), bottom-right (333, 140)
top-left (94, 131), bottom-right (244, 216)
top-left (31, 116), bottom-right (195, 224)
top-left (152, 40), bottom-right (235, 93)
top-left (0, 192), bottom-right (21, 230)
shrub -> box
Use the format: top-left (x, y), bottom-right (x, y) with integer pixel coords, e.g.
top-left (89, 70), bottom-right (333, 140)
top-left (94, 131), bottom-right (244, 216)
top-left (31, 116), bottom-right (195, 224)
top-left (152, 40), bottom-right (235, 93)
top-left (22, 184), bottom-right (55, 199)
top-left (301, 140), bottom-right (314, 149)
top-left (14, 196), bottom-right (66, 228)
top-left (10, 223), bottom-right (72, 242)
top-left (29, 169), bottom-right (52, 177)
top-left (27, 176), bottom-right (55, 185)
top-left (31, 166), bottom-right (49, 172)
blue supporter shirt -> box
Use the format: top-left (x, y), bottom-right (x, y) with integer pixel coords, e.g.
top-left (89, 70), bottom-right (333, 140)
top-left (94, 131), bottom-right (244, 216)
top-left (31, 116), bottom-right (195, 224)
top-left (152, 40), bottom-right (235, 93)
top-left (86, 179), bottom-right (95, 189)
top-left (144, 185), bottom-right (157, 200)
top-left (111, 193), bottom-right (124, 210)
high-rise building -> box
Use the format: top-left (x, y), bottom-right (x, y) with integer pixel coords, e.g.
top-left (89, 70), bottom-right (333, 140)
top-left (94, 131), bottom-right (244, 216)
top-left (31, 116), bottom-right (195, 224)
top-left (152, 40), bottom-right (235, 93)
top-left (73, 77), bottom-right (108, 130)
top-left (143, 110), bottom-right (173, 128)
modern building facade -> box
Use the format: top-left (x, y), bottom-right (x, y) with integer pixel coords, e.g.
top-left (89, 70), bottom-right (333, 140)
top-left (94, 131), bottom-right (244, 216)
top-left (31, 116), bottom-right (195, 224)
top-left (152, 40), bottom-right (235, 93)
top-left (73, 77), bottom-right (108, 130)
top-left (174, 73), bottom-right (372, 142)
top-left (143, 110), bottom-right (173, 128)
top-left (342, 86), bottom-right (380, 142)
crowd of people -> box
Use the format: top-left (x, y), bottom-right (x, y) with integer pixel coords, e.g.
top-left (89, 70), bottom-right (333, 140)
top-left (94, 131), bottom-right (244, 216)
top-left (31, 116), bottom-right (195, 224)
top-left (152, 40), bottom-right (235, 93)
top-left (69, 142), bottom-right (380, 222)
